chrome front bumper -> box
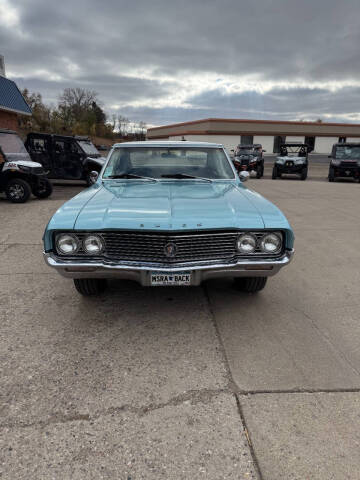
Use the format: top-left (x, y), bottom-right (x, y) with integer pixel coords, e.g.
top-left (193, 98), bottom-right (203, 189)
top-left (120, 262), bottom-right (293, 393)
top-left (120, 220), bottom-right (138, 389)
top-left (43, 250), bottom-right (294, 286)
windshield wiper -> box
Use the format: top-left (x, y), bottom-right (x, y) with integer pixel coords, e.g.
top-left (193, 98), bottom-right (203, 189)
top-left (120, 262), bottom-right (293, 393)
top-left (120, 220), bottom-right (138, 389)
top-left (105, 173), bottom-right (158, 182)
top-left (161, 173), bottom-right (212, 182)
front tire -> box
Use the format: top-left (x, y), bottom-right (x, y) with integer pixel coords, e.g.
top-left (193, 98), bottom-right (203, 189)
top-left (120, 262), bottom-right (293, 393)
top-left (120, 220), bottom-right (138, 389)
top-left (234, 276), bottom-right (268, 293)
top-left (272, 166), bottom-right (278, 179)
top-left (5, 178), bottom-right (31, 203)
top-left (256, 165), bottom-right (262, 178)
top-left (32, 178), bottom-right (53, 198)
top-left (300, 167), bottom-right (308, 180)
top-left (73, 278), bottom-right (108, 296)
top-left (328, 168), bottom-right (335, 182)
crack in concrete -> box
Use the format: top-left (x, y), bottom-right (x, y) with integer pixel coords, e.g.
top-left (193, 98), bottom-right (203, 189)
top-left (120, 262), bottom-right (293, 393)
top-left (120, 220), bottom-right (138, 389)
top-left (0, 388), bottom-right (230, 431)
top-left (202, 284), bottom-right (264, 480)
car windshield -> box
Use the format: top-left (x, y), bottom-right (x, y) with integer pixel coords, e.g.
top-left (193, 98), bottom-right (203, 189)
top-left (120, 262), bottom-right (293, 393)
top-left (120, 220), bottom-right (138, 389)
top-left (77, 140), bottom-right (100, 156)
top-left (0, 132), bottom-right (28, 154)
top-left (103, 147), bottom-right (235, 180)
top-left (237, 149), bottom-right (257, 155)
top-left (280, 145), bottom-right (307, 156)
top-left (335, 146), bottom-right (360, 159)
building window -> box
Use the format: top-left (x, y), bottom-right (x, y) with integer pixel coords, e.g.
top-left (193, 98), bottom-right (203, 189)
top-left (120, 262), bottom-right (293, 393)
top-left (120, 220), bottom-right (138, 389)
top-left (241, 135), bottom-right (253, 144)
top-left (305, 136), bottom-right (315, 152)
top-left (273, 136), bottom-right (286, 153)
top-left (338, 137), bottom-right (346, 143)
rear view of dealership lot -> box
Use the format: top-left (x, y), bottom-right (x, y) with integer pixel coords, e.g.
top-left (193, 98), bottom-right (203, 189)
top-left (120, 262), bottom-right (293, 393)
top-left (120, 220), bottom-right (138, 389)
top-left (1, 160), bottom-right (360, 479)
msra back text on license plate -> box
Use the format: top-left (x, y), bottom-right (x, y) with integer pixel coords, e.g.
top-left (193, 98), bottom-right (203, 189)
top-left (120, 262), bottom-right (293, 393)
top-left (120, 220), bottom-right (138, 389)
top-left (151, 271), bottom-right (191, 286)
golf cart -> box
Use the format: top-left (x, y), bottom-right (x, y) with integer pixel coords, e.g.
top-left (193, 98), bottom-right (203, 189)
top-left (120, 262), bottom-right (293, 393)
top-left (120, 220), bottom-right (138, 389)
top-left (232, 144), bottom-right (265, 178)
top-left (0, 129), bottom-right (52, 203)
top-left (272, 143), bottom-right (309, 180)
top-left (328, 143), bottom-right (360, 182)
top-left (25, 133), bottom-right (106, 185)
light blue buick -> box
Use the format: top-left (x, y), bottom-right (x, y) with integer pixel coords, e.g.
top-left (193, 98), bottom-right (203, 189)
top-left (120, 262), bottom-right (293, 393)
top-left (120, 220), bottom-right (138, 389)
top-left (43, 141), bottom-right (294, 295)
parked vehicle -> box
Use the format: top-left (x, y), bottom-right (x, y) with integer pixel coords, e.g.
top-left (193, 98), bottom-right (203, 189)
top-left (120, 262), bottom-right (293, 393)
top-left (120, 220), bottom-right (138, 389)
top-left (43, 141), bottom-right (294, 296)
top-left (96, 144), bottom-right (108, 151)
top-left (272, 143), bottom-right (309, 180)
top-left (328, 143), bottom-right (360, 182)
top-left (25, 133), bottom-right (107, 185)
top-left (232, 144), bottom-right (265, 178)
top-left (0, 129), bottom-right (52, 203)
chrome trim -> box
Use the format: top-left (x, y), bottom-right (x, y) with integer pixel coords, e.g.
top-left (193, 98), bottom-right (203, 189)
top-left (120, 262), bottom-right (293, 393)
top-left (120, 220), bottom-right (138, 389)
top-left (43, 249), bottom-right (294, 286)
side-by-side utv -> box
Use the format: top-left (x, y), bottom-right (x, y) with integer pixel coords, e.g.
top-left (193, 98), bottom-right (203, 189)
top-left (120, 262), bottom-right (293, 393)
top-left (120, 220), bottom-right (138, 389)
top-left (272, 143), bottom-right (309, 180)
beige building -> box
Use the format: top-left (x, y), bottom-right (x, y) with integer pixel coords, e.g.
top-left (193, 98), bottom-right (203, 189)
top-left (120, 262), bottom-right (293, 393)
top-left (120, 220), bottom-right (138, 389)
top-left (147, 118), bottom-right (360, 154)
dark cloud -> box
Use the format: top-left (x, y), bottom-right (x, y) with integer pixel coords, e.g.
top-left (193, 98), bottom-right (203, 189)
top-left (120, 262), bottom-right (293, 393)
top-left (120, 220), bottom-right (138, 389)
top-left (1, 0), bottom-right (360, 124)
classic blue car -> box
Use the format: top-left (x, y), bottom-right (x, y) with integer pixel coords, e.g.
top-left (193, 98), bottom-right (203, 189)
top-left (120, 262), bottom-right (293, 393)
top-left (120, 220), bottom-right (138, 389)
top-left (43, 141), bottom-right (294, 295)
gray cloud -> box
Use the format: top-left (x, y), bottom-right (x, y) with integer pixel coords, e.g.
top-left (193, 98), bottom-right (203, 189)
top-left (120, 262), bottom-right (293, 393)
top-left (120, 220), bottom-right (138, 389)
top-left (1, 0), bottom-right (360, 125)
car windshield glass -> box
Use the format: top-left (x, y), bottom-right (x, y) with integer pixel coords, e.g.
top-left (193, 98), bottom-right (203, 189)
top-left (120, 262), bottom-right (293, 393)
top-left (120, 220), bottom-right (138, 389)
top-left (0, 133), bottom-right (28, 154)
top-left (77, 140), bottom-right (99, 156)
top-left (335, 146), bottom-right (360, 159)
top-left (237, 149), bottom-right (256, 155)
top-left (103, 147), bottom-right (235, 180)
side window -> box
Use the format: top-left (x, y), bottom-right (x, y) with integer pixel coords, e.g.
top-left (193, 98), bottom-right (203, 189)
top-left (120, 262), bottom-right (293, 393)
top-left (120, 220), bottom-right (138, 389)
top-left (32, 138), bottom-right (46, 152)
top-left (55, 141), bottom-right (65, 153)
top-left (69, 141), bottom-right (81, 154)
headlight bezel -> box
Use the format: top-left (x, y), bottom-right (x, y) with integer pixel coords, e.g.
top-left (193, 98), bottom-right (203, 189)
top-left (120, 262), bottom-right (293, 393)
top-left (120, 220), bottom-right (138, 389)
top-left (55, 233), bottom-right (80, 255)
top-left (259, 233), bottom-right (282, 254)
top-left (83, 234), bottom-right (104, 255)
top-left (236, 233), bottom-right (257, 254)
top-left (236, 231), bottom-right (283, 256)
top-left (55, 232), bottom-right (105, 256)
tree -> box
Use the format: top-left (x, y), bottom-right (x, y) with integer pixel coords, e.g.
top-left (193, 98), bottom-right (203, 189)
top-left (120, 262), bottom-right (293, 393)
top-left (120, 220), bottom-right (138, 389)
top-left (19, 87), bottom-right (146, 141)
top-left (20, 89), bottom-right (52, 133)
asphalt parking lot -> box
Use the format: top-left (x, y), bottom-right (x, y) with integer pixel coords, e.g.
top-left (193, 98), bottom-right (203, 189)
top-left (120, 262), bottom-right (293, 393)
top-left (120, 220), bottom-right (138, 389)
top-left (1, 161), bottom-right (360, 479)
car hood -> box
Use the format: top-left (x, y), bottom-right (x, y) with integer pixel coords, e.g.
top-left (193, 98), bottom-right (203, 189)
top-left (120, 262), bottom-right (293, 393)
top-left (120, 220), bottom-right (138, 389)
top-left (65, 181), bottom-right (288, 232)
top-left (5, 157), bottom-right (42, 168)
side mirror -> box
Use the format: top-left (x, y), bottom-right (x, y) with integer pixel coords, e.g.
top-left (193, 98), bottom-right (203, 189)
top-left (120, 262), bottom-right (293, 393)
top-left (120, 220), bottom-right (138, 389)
top-left (231, 149), bottom-right (234, 152)
top-left (328, 155), bottom-right (332, 158)
top-left (89, 171), bottom-right (99, 184)
top-left (262, 149), bottom-right (267, 153)
top-left (239, 171), bottom-right (250, 182)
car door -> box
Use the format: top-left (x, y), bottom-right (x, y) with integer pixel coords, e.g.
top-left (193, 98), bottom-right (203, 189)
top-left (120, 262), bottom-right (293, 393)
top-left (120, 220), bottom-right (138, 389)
top-left (64, 140), bottom-right (83, 179)
top-left (26, 135), bottom-right (52, 174)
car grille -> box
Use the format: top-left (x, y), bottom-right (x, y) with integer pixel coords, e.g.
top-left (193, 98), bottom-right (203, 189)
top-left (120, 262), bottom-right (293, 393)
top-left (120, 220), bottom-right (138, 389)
top-left (340, 161), bottom-right (357, 169)
top-left (67, 231), bottom-right (283, 264)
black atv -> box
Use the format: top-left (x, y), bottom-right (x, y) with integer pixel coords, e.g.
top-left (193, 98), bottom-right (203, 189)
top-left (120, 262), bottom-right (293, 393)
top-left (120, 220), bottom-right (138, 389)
top-left (232, 144), bottom-right (265, 178)
top-left (328, 143), bottom-right (360, 182)
top-left (0, 129), bottom-right (52, 203)
top-left (272, 143), bottom-right (309, 180)
top-left (25, 133), bottom-right (106, 186)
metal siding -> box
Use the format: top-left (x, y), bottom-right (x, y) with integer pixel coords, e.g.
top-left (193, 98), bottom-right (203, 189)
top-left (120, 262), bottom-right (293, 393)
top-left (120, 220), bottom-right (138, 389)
top-left (314, 137), bottom-right (338, 154)
top-left (0, 76), bottom-right (32, 115)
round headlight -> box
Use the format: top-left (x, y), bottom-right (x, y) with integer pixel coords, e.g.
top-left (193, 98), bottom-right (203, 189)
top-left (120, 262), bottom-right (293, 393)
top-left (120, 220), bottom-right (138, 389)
top-left (57, 234), bottom-right (79, 255)
top-left (260, 233), bottom-right (281, 253)
top-left (236, 233), bottom-right (257, 254)
top-left (83, 235), bottom-right (104, 255)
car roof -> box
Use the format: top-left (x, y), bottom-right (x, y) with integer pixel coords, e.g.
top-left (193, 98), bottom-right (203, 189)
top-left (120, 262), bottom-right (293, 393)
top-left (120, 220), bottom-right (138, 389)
top-left (334, 142), bottom-right (360, 147)
top-left (280, 143), bottom-right (309, 147)
top-left (28, 132), bottom-right (90, 141)
top-left (112, 140), bottom-right (224, 148)
top-left (237, 144), bottom-right (262, 148)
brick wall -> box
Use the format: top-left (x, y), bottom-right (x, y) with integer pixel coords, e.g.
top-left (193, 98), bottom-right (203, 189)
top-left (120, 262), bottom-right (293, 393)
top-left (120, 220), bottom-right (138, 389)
top-left (0, 110), bottom-right (18, 131)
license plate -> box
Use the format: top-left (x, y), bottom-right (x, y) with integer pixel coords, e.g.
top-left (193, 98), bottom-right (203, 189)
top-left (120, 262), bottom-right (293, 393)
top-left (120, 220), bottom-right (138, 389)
top-left (150, 271), bottom-right (191, 286)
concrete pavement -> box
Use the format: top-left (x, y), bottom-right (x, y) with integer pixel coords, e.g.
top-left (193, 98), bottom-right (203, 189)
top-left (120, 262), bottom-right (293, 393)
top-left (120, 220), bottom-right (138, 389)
top-left (1, 164), bottom-right (360, 479)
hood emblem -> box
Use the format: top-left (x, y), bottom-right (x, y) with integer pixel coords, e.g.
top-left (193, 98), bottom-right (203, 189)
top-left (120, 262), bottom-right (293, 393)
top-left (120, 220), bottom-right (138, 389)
top-left (164, 242), bottom-right (177, 258)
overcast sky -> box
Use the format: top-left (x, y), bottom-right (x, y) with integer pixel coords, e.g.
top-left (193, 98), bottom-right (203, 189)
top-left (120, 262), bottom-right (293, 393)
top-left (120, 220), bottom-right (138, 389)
top-left (1, 0), bottom-right (360, 126)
